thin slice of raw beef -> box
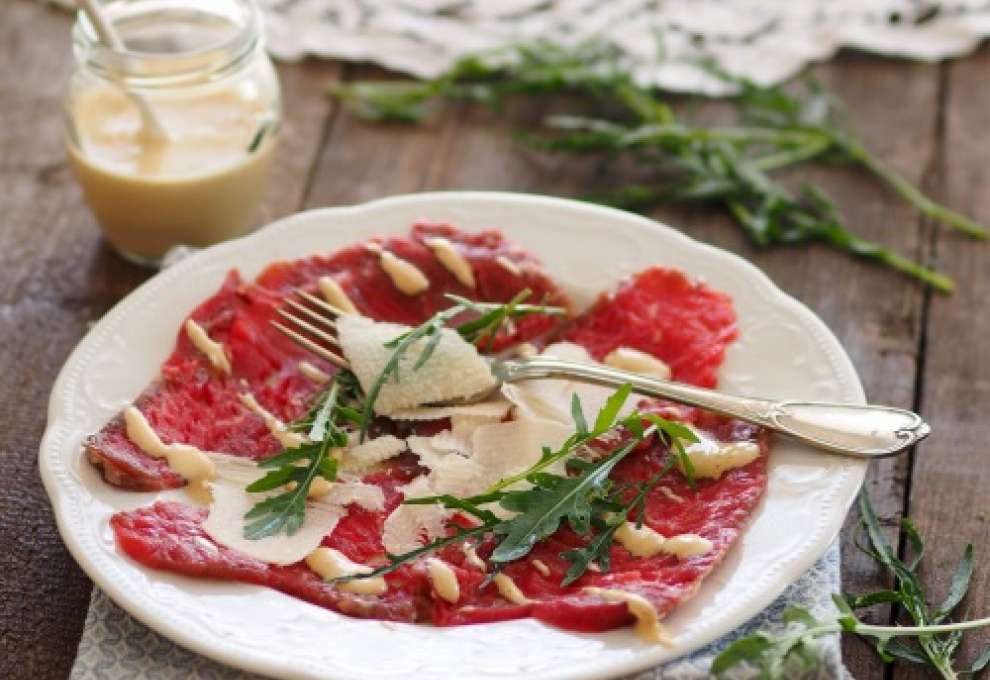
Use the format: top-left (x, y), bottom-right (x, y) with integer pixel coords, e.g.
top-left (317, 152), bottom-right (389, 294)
top-left (107, 236), bottom-right (768, 635)
top-left (86, 224), bottom-right (567, 490)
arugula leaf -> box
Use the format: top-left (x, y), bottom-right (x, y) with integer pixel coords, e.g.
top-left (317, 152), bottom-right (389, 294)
top-left (331, 41), bottom-right (988, 291)
top-left (243, 377), bottom-right (351, 539)
top-left (712, 493), bottom-right (990, 679)
top-left (490, 436), bottom-right (637, 563)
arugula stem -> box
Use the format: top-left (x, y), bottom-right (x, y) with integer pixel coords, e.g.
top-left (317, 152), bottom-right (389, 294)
top-left (840, 139), bottom-right (988, 239)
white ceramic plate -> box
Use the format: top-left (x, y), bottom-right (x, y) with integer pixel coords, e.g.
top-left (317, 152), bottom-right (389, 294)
top-left (41, 192), bottom-right (866, 680)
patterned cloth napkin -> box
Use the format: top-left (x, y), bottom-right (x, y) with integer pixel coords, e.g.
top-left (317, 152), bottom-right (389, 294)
top-left (70, 542), bottom-right (848, 679)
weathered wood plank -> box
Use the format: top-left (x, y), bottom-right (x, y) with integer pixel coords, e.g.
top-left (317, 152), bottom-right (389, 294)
top-left (306, 53), bottom-right (939, 679)
top-left (899, 48), bottom-right (990, 679)
top-left (0, 2), bottom-right (339, 677)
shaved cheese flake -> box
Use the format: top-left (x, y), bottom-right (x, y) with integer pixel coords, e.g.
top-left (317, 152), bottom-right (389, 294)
top-left (388, 400), bottom-right (511, 421)
top-left (322, 481), bottom-right (385, 511)
top-left (337, 315), bottom-right (496, 415)
top-left (662, 534), bottom-right (713, 558)
top-left (660, 487), bottom-right (685, 503)
top-left (424, 236), bottom-right (475, 288)
top-left (204, 482), bottom-right (343, 566)
top-left (682, 436), bottom-right (761, 479)
top-left (471, 418), bottom-right (572, 485)
top-left (531, 559), bottom-right (551, 577)
top-left (298, 360), bottom-right (331, 384)
top-left (306, 547), bottom-right (387, 596)
top-left (339, 434), bottom-right (406, 472)
top-left (184, 319), bottom-right (231, 374)
top-left (380, 251), bottom-right (430, 295)
top-left (407, 436), bottom-right (486, 498)
top-left (124, 406), bottom-right (216, 497)
top-left (502, 342), bottom-right (635, 426)
top-left (604, 347), bottom-right (672, 380)
top-left (615, 521), bottom-right (666, 558)
top-left (239, 392), bottom-right (307, 449)
top-left (427, 558), bottom-right (461, 603)
top-left (317, 275), bottom-right (359, 314)
top-left (382, 477), bottom-right (451, 554)
top-left (583, 587), bottom-right (670, 645)
top-left (494, 573), bottom-right (532, 605)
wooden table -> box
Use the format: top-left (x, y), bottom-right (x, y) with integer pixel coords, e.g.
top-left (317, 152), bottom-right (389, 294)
top-left (3, 1), bottom-right (988, 678)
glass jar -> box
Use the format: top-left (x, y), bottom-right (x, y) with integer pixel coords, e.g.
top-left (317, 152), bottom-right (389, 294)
top-left (65, 0), bottom-right (281, 266)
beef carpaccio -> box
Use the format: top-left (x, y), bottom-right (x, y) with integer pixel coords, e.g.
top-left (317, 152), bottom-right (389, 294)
top-left (95, 222), bottom-right (768, 639)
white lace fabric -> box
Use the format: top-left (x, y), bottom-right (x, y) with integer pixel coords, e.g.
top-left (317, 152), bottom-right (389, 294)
top-left (259, 0), bottom-right (990, 93)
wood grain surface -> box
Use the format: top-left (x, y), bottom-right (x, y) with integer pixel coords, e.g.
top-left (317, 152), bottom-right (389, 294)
top-left (1, 1), bottom-right (987, 677)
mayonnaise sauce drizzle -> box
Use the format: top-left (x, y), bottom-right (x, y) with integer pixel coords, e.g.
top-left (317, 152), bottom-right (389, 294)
top-left (298, 360), bottom-right (331, 384)
top-left (493, 573), bottom-right (532, 605)
top-left (379, 251), bottom-right (430, 295)
top-left (306, 547), bottom-right (387, 596)
top-left (124, 406), bottom-right (216, 499)
top-left (427, 558), bottom-right (461, 603)
top-left (185, 319), bottom-right (231, 374)
top-left (583, 587), bottom-right (671, 644)
top-left (318, 275), bottom-right (359, 315)
top-left (424, 236), bottom-right (475, 288)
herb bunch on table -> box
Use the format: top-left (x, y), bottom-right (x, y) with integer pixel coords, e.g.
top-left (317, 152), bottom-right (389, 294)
top-left (331, 42), bottom-right (986, 293)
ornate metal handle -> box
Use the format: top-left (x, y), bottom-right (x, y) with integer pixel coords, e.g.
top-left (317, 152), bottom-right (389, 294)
top-left (497, 357), bottom-right (930, 458)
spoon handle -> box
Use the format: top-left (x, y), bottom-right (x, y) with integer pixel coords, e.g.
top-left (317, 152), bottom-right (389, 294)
top-left (499, 357), bottom-right (930, 458)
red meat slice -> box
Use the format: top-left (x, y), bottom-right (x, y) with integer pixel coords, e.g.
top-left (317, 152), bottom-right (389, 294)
top-left (104, 226), bottom-right (767, 637)
top-left (564, 267), bottom-right (738, 388)
top-left (87, 225), bottom-right (567, 490)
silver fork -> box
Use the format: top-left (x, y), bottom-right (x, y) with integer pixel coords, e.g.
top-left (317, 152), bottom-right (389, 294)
top-left (272, 290), bottom-right (930, 459)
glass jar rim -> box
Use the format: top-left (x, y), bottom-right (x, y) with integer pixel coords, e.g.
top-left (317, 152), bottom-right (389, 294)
top-left (72, 0), bottom-right (263, 87)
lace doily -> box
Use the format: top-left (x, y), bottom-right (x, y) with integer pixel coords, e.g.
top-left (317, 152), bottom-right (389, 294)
top-left (261, 0), bottom-right (990, 93)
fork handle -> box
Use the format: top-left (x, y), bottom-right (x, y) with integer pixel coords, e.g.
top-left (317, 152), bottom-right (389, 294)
top-left (503, 357), bottom-right (930, 458)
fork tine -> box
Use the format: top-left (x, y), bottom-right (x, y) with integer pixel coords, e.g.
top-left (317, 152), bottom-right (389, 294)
top-left (270, 320), bottom-right (348, 368)
top-left (276, 308), bottom-right (342, 349)
top-left (295, 288), bottom-right (350, 319)
top-left (285, 298), bottom-right (338, 332)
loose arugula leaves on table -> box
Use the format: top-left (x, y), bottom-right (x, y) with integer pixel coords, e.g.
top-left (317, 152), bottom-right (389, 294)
top-left (242, 374), bottom-right (359, 539)
top-left (337, 387), bottom-right (700, 587)
top-left (712, 492), bottom-right (990, 679)
top-left (331, 41), bottom-right (988, 292)
top-left (358, 289), bottom-right (565, 440)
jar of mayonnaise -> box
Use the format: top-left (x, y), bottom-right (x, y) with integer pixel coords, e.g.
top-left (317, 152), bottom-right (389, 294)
top-left (65, 0), bottom-right (281, 266)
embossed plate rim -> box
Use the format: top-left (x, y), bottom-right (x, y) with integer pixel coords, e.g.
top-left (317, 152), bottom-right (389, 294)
top-left (40, 191), bottom-right (867, 680)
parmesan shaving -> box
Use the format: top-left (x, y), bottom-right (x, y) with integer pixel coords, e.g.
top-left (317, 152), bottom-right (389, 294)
top-left (427, 558), bottom-right (461, 603)
top-left (388, 400), bottom-right (511, 421)
top-left (424, 236), bottom-right (475, 288)
top-left (317, 275), bottom-right (359, 314)
top-left (184, 319), bottom-right (231, 374)
top-left (501, 342), bottom-right (635, 427)
top-left (531, 559), bottom-right (551, 577)
top-left (583, 588), bottom-right (670, 644)
top-left (604, 346), bottom-right (672, 380)
top-left (306, 547), bottom-right (387, 596)
top-left (382, 477), bottom-right (452, 554)
top-left (339, 434), bottom-right (406, 473)
top-left (337, 314), bottom-right (496, 415)
top-left (380, 250), bottom-right (430, 295)
top-left (660, 487), bottom-right (684, 503)
top-left (203, 482), bottom-right (343, 566)
top-left (494, 573), bottom-right (532, 605)
top-left (239, 392), bottom-right (307, 449)
top-left (321, 480), bottom-right (386, 511)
